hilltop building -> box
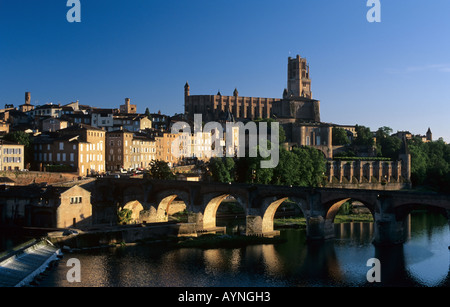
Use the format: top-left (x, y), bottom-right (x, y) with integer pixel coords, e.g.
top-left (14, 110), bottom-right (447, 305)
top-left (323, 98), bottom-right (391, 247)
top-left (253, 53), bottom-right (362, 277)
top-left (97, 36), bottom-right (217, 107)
top-left (184, 55), bottom-right (333, 158)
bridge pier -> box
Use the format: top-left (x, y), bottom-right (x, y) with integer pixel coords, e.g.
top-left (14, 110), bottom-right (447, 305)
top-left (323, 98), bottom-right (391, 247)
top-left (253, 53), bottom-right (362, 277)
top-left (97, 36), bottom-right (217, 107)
top-left (245, 215), bottom-right (280, 237)
top-left (139, 206), bottom-right (168, 223)
top-left (188, 212), bottom-right (204, 231)
top-left (373, 213), bottom-right (409, 245)
top-left (373, 196), bottom-right (408, 246)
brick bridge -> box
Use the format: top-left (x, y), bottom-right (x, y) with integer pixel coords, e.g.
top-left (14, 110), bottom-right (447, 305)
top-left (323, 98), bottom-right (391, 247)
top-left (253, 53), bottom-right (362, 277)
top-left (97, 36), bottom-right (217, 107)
top-left (91, 178), bottom-right (450, 245)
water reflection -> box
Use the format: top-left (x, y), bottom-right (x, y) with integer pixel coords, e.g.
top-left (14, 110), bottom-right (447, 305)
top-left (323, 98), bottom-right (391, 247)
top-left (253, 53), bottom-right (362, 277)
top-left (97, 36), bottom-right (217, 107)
top-left (37, 212), bottom-right (449, 287)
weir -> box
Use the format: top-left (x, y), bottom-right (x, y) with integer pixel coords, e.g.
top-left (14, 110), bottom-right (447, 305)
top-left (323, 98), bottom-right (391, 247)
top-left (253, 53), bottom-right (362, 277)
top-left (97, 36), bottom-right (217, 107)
top-left (0, 239), bottom-right (62, 287)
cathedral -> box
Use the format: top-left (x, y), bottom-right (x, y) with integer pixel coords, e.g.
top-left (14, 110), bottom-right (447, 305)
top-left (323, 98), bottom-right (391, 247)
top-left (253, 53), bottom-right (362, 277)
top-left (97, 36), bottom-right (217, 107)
top-left (184, 55), bottom-right (333, 158)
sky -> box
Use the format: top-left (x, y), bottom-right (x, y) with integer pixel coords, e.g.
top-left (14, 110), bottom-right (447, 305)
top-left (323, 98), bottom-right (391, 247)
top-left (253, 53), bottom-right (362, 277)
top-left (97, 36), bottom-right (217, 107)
top-left (1, 0), bottom-right (450, 141)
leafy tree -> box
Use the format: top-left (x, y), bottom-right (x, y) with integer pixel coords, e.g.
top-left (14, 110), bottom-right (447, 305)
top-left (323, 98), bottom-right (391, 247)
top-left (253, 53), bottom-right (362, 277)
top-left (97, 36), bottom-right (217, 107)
top-left (408, 137), bottom-right (429, 186)
top-left (353, 125), bottom-right (374, 147)
top-left (407, 137), bottom-right (450, 192)
top-left (145, 107), bottom-right (151, 118)
top-left (332, 127), bottom-right (350, 145)
top-left (241, 146), bottom-right (326, 187)
top-left (145, 160), bottom-right (175, 180)
top-left (208, 157), bottom-right (235, 183)
top-left (375, 126), bottom-right (401, 160)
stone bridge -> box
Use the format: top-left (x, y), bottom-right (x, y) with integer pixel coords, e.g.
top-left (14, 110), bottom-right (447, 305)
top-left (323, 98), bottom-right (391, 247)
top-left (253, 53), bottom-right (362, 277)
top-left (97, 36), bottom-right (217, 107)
top-left (91, 178), bottom-right (450, 245)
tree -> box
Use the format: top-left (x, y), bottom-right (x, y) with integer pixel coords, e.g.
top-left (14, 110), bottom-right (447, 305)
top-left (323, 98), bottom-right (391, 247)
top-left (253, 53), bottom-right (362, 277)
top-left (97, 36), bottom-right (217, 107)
top-left (145, 160), bottom-right (175, 180)
top-left (208, 157), bottom-right (235, 183)
top-left (145, 108), bottom-right (151, 118)
top-left (408, 137), bottom-right (428, 186)
top-left (353, 125), bottom-right (374, 147)
top-left (375, 126), bottom-right (401, 160)
top-left (408, 137), bottom-right (450, 192)
top-left (332, 127), bottom-right (350, 145)
top-left (245, 146), bottom-right (326, 187)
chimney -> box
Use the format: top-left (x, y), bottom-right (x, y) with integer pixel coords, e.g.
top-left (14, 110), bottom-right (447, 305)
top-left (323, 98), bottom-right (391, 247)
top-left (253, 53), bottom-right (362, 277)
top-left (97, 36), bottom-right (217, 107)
top-left (125, 98), bottom-right (130, 105)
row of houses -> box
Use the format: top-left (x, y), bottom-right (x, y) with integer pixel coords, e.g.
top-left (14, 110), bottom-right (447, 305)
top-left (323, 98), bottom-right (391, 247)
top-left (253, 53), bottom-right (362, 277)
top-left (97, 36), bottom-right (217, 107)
top-left (1, 94), bottom-right (154, 134)
top-left (1, 92), bottom-right (233, 175)
top-left (31, 123), bottom-right (229, 176)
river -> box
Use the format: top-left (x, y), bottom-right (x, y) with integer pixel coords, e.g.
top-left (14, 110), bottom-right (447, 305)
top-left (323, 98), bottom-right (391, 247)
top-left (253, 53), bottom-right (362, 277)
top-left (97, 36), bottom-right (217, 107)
top-left (30, 212), bottom-right (449, 287)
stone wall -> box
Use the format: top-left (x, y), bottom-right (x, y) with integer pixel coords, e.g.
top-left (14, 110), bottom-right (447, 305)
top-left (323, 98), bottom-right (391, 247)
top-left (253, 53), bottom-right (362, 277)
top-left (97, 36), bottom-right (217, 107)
top-left (0, 171), bottom-right (79, 186)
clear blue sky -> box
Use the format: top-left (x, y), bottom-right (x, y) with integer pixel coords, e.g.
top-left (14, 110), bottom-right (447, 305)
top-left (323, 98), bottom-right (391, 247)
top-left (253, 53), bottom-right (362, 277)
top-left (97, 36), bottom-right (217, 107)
top-left (1, 0), bottom-right (450, 141)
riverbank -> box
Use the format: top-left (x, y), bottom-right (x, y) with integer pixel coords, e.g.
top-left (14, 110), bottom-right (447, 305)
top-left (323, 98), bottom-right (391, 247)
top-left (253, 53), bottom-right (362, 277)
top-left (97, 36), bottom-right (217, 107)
top-left (274, 213), bottom-right (374, 229)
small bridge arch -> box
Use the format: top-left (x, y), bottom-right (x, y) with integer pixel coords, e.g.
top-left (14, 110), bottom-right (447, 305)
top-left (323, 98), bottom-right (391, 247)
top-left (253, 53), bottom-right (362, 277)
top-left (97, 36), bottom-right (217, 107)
top-left (199, 192), bottom-right (247, 231)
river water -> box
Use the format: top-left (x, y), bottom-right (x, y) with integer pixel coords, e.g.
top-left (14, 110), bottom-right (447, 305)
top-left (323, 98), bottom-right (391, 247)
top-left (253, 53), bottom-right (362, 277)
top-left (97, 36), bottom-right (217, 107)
top-left (35, 212), bottom-right (449, 287)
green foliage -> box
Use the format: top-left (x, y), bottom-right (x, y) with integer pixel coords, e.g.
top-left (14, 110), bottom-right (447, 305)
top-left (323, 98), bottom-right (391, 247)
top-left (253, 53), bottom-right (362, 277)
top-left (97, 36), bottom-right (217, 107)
top-left (208, 157), bottom-right (235, 183)
top-left (146, 160), bottom-right (176, 180)
top-left (333, 156), bottom-right (391, 161)
top-left (353, 125), bottom-right (374, 147)
top-left (118, 209), bottom-right (133, 225)
top-left (332, 127), bottom-right (350, 145)
top-left (45, 164), bottom-right (75, 172)
top-left (408, 138), bottom-right (450, 192)
top-left (337, 201), bottom-right (352, 215)
top-left (234, 146), bottom-right (326, 187)
top-left (375, 126), bottom-right (401, 160)
top-left (144, 108), bottom-right (151, 118)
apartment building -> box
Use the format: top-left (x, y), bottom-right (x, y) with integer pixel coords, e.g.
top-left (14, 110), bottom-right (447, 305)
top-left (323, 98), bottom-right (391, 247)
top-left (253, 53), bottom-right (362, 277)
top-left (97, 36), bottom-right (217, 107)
top-left (155, 132), bottom-right (182, 167)
top-left (130, 135), bottom-right (156, 170)
top-left (106, 130), bottom-right (157, 171)
top-left (33, 124), bottom-right (106, 176)
top-left (106, 130), bottom-right (133, 171)
top-left (0, 140), bottom-right (25, 171)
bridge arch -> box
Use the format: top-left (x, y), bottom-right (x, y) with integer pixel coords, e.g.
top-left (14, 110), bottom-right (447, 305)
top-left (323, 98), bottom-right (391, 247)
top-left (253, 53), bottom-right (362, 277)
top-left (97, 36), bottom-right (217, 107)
top-left (121, 185), bottom-right (145, 204)
top-left (324, 198), bottom-right (375, 222)
top-left (122, 200), bottom-right (144, 223)
top-left (257, 196), bottom-right (309, 235)
top-left (394, 202), bottom-right (450, 221)
top-left (154, 190), bottom-right (190, 222)
top-left (321, 197), bottom-right (376, 240)
top-left (201, 193), bottom-right (246, 231)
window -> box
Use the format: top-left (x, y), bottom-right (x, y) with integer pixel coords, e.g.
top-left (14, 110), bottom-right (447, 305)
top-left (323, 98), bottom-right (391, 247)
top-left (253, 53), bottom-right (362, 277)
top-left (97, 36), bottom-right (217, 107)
top-left (70, 197), bottom-right (82, 204)
top-left (59, 142), bottom-right (64, 150)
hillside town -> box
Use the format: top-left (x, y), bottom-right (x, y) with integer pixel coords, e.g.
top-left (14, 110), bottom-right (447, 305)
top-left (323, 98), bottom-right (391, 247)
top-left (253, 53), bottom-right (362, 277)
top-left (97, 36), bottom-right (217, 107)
top-left (0, 55), bottom-right (437, 231)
